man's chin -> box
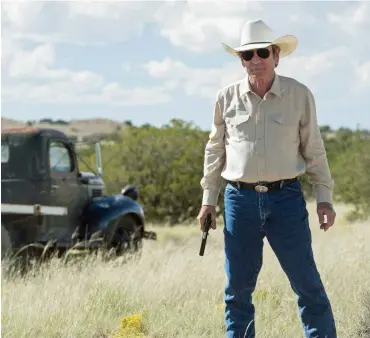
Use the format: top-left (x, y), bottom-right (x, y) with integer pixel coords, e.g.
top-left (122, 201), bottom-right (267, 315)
top-left (249, 69), bottom-right (266, 76)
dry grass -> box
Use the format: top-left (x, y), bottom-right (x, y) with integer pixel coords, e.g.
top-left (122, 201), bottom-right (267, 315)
top-left (1, 202), bottom-right (370, 338)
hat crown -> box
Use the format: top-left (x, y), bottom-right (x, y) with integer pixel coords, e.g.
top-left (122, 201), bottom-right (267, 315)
top-left (240, 19), bottom-right (275, 46)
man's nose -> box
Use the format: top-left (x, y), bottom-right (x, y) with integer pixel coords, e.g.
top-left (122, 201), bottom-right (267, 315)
top-left (251, 55), bottom-right (262, 64)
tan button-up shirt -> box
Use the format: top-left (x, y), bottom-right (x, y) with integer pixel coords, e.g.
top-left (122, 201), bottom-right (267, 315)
top-left (201, 73), bottom-right (334, 206)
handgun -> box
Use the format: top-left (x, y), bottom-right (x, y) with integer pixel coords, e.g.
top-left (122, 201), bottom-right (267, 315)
top-left (199, 213), bottom-right (212, 256)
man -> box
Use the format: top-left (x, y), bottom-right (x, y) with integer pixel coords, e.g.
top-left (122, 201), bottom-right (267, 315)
top-left (197, 19), bottom-right (337, 338)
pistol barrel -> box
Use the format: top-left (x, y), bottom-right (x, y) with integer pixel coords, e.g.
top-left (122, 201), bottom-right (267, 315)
top-left (199, 213), bottom-right (212, 256)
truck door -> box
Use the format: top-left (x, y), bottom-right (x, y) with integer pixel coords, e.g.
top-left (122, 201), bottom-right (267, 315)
top-left (47, 139), bottom-right (88, 242)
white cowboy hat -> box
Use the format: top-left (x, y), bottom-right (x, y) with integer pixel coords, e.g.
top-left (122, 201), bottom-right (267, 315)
top-left (222, 19), bottom-right (298, 58)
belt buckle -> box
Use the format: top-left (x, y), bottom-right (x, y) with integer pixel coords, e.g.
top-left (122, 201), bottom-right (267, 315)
top-left (255, 182), bottom-right (268, 193)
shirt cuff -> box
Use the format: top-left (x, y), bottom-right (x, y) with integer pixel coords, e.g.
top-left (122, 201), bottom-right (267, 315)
top-left (202, 189), bottom-right (219, 206)
top-left (314, 185), bottom-right (333, 205)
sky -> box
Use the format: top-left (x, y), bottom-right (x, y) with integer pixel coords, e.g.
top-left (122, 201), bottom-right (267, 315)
top-left (1, 0), bottom-right (370, 131)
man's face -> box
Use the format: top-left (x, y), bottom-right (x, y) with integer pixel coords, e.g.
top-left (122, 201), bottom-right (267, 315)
top-left (240, 46), bottom-right (278, 79)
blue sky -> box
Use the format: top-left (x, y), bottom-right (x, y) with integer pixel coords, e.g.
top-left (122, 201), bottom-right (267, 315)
top-left (1, 1), bottom-right (370, 131)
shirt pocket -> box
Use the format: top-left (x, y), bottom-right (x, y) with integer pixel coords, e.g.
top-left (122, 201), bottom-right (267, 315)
top-left (225, 112), bottom-right (254, 143)
top-left (267, 113), bottom-right (299, 145)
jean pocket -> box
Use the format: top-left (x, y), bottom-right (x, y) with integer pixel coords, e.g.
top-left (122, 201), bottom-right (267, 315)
top-left (225, 182), bottom-right (239, 194)
top-left (283, 181), bottom-right (302, 193)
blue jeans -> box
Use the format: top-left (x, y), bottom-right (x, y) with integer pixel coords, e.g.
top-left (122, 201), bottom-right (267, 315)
top-left (223, 179), bottom-right (336, 338)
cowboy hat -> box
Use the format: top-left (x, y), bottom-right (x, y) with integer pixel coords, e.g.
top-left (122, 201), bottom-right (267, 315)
top-left (222, 19), bottom-right (298, 58)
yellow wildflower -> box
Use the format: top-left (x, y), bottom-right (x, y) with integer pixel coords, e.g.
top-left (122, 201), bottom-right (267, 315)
top-left (120, 313), bottom-right (143, 331)
top-left (110, 309), bottom-right (148, 338)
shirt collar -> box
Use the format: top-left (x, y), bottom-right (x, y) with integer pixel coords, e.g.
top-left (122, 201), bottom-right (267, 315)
top-left (240, 73), bottom-right (281, 98)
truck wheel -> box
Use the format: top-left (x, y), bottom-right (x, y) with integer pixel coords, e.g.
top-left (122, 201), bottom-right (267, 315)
top-left (106, 214), bottom-right (143, 256)
top-left (1, 225), bottom-right (13, 260)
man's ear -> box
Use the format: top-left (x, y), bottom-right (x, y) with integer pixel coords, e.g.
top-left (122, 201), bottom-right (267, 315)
top-left (273, 45), bottom-right (280, 68)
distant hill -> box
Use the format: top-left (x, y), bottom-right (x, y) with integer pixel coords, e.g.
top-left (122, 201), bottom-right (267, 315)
top-left (2, 117), bottom-right (369, 142)
top-left (1, 117), bottom-right (128, 141)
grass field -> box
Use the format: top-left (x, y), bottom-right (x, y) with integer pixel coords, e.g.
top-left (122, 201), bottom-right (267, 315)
top-left (1, 202), bottom-right (370, 338)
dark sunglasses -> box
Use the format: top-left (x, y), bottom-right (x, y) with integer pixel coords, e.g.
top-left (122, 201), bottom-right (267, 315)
top-left (240, 48), bottom-right (270, 61)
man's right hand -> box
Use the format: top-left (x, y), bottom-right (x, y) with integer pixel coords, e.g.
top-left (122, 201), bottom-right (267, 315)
top-left (197, 205), bottom-right (217, 231)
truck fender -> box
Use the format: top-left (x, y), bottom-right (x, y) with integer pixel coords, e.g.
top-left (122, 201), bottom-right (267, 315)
top-left (85, 195), bottom-right (142, 239)
top-left (90, 213), bottom-right (143, 253)
top-left (93, 210), bottom-right (157, 242)
top-left (84, 195), bottom-right (156, 247)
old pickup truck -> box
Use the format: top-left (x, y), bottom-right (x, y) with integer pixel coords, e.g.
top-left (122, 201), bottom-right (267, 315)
top-left (1, 127), bottom-right (156, 260)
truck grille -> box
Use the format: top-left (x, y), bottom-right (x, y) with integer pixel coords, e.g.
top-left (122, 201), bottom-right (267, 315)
top-left (92, 189), bottom-right (103, 197)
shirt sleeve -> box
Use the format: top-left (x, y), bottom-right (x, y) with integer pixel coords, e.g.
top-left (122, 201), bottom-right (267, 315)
top-left (200, 92), bottom-right (226, 206)
top-left (299, 88), bottom-right (334, 204)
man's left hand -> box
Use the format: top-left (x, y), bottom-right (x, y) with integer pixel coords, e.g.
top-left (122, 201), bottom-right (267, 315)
top-left (317, 202), bottom-right (336, 231)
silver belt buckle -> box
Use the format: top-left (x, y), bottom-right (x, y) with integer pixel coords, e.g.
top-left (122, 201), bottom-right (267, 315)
top-left (255, 183), bottom-right (268, 193)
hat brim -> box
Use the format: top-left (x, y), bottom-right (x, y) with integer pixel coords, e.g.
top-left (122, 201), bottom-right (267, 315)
top-left (221, 35), bottom-right (298, 58)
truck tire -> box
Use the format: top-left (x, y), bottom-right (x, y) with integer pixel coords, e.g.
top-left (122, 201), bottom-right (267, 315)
top-left (106, 214), bottom-right (143, 256)
top-left (1, 225), bottom-right (13, 260)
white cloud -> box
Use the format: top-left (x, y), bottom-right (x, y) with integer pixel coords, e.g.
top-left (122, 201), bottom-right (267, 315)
top-left (100, 83), bottom-right (170, 106)
top-left (1, 1), bottom-right (364, 109)
top-left (1, 36), bottom-right (21, 65)
top-left (145, 58), bottom-right (188, 78)
top-left (153, 0), bottom-right (263, 52)
top-left (8, 44), bottom-right (55, 78)
top-left (2, 43), bottom-right (170, 106)
top-left (1, 1), bottom-right (159, 46)
top-left (5, 42), bottom-right (105, 87)
top-left (121, 63), bottom-right (131, 73)
top-left (143, 46), bottom-right (350, 101)
top-left (289, 13), bottom-right (316, 25)
top-left (276, 46), bottom-right (350, 86)
top-left (354, 60), bottom-right (370, 88)
top-left (67, 2), bottom-right (126, 19)
top-left (1, 1), bottom-right (171, 107)
top-left (144, 57), bottom-right (244, 100)
top-left (1, 1), bottom-right (44, 29)
top-left (2, 81), bottom-right (171, 107)
top-left (327, 2), bottom-right (370, 35)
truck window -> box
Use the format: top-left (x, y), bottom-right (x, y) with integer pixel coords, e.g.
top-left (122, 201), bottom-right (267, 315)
top-left (1, 143), bottom-right (9, 163)
top-left (49, 141), bottom-right (73, 172)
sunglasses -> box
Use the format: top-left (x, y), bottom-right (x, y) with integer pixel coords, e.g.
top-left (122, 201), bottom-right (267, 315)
top-left (240, 48), bottom-right (270, 61)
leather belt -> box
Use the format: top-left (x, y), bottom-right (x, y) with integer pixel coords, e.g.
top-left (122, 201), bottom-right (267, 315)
top-left (227, 177), bottom-right (297, 193)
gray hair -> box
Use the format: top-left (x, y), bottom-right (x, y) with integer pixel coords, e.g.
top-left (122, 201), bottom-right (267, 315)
top-left (271, 45), bottom-right (280, 67)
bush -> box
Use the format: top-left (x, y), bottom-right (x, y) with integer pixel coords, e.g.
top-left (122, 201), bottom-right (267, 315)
top-left (330, 131), bottom-right (370, 220)
top-left (100, 119), bottom-right (209, 224)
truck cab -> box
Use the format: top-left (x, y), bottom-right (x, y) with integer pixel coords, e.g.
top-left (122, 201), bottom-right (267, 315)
top-left (1, 127), bottom-right (155, 260)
